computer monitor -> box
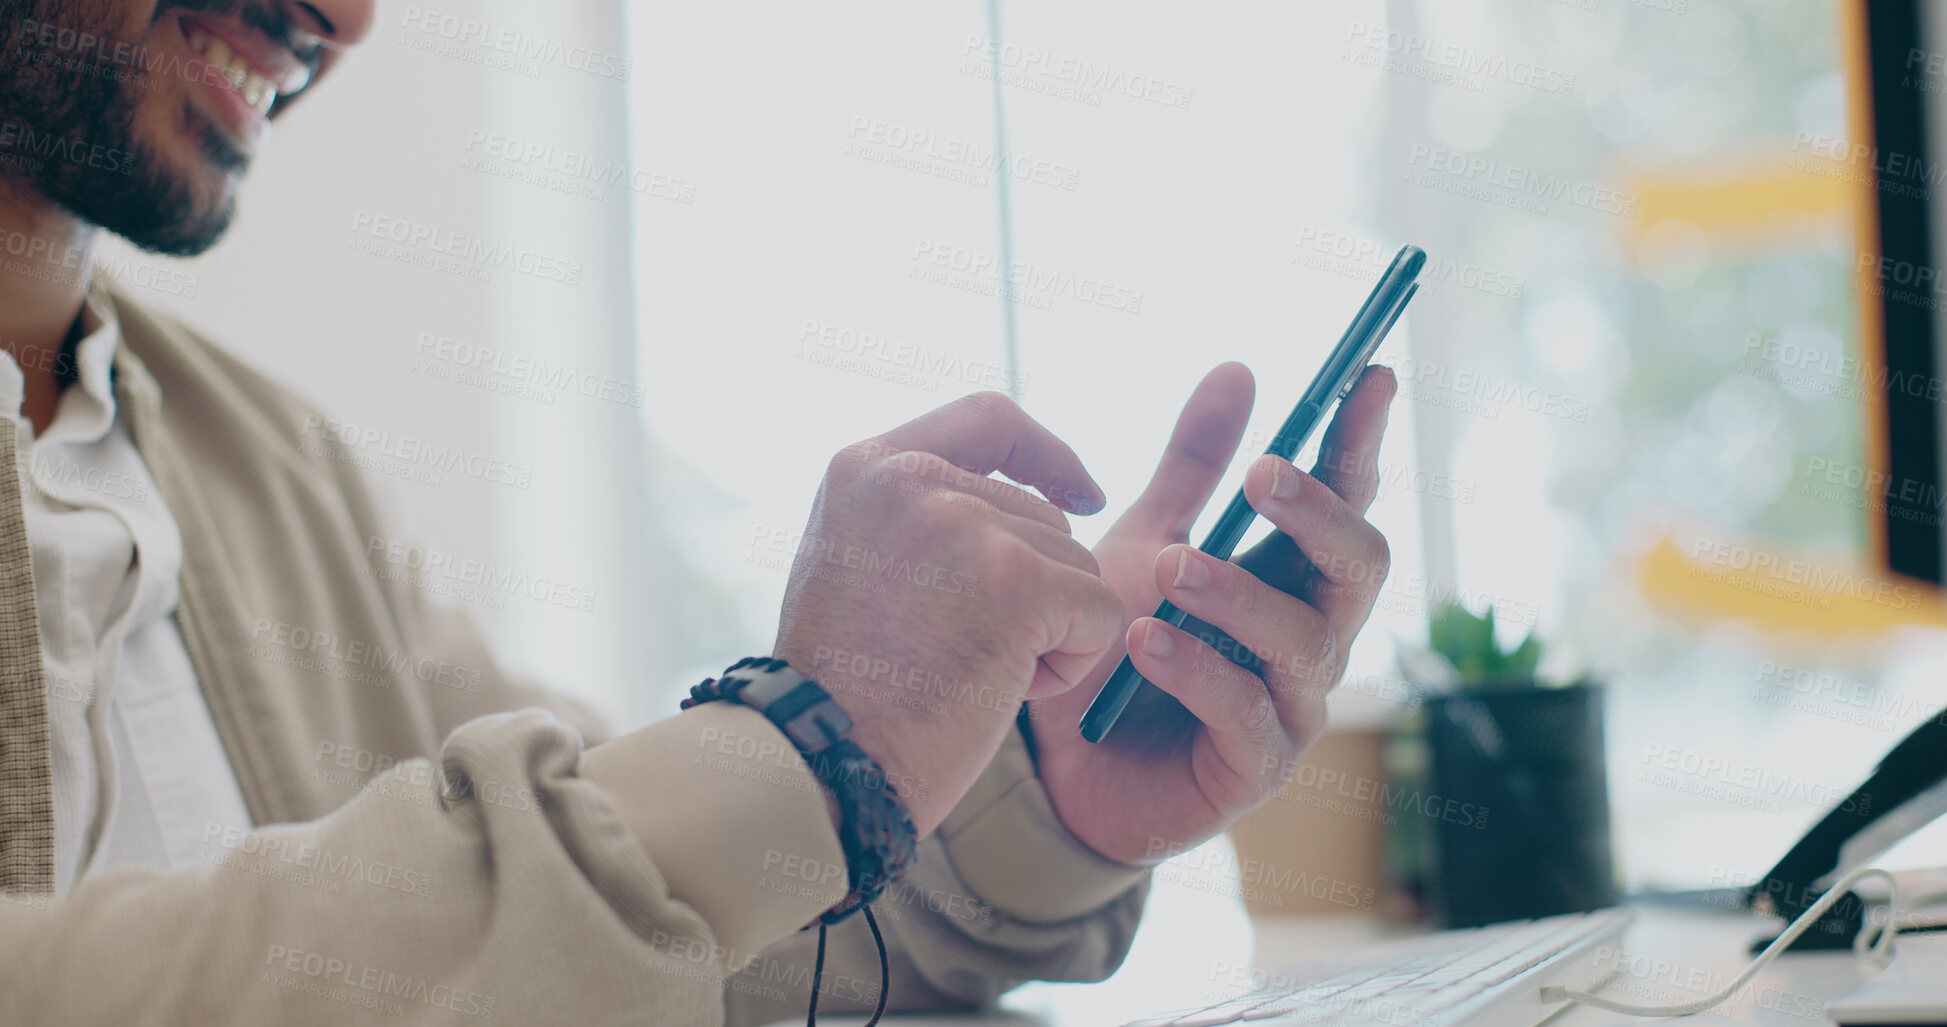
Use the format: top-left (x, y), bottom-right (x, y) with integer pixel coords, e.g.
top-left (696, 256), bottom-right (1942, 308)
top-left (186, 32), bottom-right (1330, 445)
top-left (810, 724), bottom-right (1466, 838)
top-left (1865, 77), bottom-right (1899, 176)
top-left (1869, 0), bottom-right (1944, 584)
top-left (1747, 0), bottom-right (1947, 945)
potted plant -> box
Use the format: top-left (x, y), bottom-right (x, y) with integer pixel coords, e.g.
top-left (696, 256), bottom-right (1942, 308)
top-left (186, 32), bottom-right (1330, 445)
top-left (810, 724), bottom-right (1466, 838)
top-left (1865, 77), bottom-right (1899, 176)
top-left (1396, 602), bottom-right (1615, 928)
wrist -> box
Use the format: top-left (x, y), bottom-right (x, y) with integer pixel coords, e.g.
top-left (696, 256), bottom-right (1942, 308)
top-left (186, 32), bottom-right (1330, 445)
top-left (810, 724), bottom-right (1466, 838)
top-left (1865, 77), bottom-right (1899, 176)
top-left (775, 643), bottom-right (940, 831)
top-left (684, 657), bottom-right (918, 922)
top-left (578, 704), bottom-right (850, 954)
top-left (938, 719), bottom-right (1154, 923)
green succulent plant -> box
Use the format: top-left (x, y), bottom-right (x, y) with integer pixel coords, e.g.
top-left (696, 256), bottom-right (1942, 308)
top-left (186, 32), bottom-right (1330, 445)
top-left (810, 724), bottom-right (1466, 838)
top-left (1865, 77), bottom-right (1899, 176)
top-left (1426, 601), bottom-right (1542, 687)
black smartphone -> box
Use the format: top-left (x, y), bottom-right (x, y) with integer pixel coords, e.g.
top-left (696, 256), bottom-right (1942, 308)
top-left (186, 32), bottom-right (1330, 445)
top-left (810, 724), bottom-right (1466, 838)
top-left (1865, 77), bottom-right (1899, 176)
top-left (1078, 244), bottom-right (1427, 743)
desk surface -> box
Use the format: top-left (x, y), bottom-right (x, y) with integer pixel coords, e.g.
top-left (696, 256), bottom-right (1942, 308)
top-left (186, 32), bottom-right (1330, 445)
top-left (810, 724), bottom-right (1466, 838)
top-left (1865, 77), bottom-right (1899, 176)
top-left (781, 904), bottom-right (1889, 1026)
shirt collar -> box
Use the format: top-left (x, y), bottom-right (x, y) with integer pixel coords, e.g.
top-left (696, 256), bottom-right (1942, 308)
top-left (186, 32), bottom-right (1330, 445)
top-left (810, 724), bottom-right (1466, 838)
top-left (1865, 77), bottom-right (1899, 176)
top-left (0, 280), bottom-right (122, 446)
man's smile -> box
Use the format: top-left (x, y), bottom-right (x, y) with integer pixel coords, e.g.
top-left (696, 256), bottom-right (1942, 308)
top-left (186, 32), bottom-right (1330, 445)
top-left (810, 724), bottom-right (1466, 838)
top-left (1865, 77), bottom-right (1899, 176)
top-left (170, 9), bottom-right (320, 148)
top-left (182, 18), bottom-right (283, 117)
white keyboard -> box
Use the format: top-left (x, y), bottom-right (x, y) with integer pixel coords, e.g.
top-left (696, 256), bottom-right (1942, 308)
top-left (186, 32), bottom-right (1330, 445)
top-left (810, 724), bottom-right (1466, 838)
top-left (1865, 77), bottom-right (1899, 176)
top-left (1121, 909), bottom-right (1632, 1027)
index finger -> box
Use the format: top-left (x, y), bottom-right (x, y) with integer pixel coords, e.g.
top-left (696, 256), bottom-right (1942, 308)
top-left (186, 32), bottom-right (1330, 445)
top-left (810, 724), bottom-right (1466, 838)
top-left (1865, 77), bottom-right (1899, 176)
top-left (1122, 361), bottom-right (1255, 538)
top-left (863, 391), bottom-right (1107, 514)
top-left (1308, 365), bottom-right (1396, 514)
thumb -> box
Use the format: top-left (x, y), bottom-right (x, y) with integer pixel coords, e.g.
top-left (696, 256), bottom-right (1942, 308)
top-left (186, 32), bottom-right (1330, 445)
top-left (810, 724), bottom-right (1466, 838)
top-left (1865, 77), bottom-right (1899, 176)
top-left (1121, 362), bottom-right (1255, 539)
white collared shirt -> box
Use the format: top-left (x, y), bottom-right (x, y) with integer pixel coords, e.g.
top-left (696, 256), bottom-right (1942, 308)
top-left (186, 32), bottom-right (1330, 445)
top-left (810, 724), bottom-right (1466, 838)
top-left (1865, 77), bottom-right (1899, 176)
top-left (0, 287), bottom-right (252, 895)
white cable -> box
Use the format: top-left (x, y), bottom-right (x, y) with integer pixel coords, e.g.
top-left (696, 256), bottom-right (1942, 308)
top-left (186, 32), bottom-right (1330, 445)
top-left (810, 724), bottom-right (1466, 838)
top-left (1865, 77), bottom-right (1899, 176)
top-left (1855, 885), bottom-right (1947, 951)
top-left (1538, 867), bottom-right (1904, 1018)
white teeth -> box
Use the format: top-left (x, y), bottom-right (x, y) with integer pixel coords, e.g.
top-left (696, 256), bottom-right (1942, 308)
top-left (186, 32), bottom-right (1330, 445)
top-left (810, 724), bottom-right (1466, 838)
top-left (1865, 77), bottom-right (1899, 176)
top-left (189, 29), bottom-right (279, 116)
top-left (240, 69), bottom-right (277, 115)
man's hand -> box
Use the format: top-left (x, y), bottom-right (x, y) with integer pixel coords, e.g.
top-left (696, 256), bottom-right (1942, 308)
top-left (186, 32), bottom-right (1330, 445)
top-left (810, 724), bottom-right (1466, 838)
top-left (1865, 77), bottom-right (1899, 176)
top-left (1029, 363), bottom-right (1396, 864)
top-left (775, 393), bottom-right (1125, 837)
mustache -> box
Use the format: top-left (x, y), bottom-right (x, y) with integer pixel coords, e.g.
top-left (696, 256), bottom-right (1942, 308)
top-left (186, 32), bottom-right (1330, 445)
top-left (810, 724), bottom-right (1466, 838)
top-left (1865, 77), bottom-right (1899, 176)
top-left (152, 0), bottom-right (326, 84)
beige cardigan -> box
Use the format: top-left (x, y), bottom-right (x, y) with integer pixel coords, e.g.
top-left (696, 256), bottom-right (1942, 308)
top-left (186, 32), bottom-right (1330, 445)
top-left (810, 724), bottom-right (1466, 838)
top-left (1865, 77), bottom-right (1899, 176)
top-left (0, 285), bottom-right (1148, 1025)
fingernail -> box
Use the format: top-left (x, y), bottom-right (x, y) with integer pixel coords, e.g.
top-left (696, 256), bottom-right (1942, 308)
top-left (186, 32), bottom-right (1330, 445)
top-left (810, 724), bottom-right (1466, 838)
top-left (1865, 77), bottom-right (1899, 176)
top-left (1143, 620), bottom-right (1175, 658)
top-left (1267, 458), bottom-right (1301, 501)
top-left (1171, 548), bottom-right (1210, 590)
top-left (1074, 480), bottom-right (1107, 515)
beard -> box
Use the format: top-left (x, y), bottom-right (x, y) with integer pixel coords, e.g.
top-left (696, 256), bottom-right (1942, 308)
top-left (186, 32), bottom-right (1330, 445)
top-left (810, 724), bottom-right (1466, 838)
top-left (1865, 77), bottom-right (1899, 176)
top-left (0, 0), bottom-right (256, 256)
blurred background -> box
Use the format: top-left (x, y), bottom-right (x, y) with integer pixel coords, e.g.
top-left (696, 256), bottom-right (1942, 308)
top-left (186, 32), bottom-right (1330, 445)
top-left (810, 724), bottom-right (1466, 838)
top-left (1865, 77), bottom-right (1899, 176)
top-left (97, 0), bottom-right (1947, 1019)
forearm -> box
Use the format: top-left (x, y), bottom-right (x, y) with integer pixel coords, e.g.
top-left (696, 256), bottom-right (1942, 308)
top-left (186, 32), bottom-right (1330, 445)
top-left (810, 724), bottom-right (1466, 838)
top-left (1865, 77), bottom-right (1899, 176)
top-left (6, 706), bottom-right (847, 1026)
top-left (723, 727), bottom-right (1151, 1027)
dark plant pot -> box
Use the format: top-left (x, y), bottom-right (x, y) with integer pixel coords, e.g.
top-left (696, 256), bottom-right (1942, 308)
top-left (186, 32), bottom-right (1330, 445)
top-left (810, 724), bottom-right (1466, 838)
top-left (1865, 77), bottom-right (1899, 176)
top-left (1422, 681), bottom-right (1615, 928)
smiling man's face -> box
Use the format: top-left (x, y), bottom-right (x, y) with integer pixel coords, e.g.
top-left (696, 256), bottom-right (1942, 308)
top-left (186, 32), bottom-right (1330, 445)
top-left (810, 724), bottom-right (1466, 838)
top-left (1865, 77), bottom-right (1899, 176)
top-left (0, 0), bottom-right (363, 255)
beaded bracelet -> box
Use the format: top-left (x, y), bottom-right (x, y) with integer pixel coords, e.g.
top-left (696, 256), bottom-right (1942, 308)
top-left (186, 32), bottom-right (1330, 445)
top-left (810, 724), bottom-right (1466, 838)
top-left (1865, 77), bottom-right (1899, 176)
top-left (682, 657), bottom-right (918, 1025)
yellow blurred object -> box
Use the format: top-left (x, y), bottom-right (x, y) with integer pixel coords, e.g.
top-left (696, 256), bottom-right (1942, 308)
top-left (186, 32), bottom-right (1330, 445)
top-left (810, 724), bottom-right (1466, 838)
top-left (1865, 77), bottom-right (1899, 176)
top-left (1627, 8), bottom-right (1907, 639)
top-left (1623, 158), bottom-right (1854, 253)
top-left (1638, 532), bottom-right (1947, 635)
